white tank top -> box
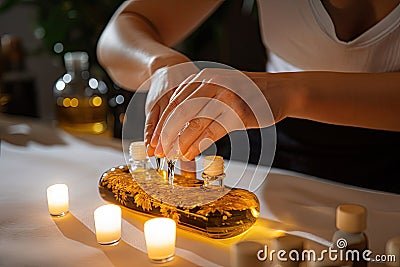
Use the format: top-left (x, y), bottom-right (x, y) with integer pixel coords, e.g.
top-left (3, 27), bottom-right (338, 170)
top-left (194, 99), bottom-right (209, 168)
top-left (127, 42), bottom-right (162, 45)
top-left (257, 0), bottom-right (400, 73)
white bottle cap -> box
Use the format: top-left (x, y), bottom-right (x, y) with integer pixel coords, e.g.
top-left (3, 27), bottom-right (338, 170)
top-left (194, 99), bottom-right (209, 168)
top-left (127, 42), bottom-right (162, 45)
top-left (203, 155), bottom-right (224, 176)
top-left (336, 204), bottom-right (366, 233)
top-left (129, 141), bottom-right (147, 161)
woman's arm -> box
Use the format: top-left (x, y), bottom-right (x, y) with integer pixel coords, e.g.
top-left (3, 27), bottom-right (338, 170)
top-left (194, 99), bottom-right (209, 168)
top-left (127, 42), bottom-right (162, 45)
top-left (249, 71), bottom-right (400, 132)
top-left (97, 0), bottom-right (222, 90)
top-left (149, 69), bottom-right (400, 159)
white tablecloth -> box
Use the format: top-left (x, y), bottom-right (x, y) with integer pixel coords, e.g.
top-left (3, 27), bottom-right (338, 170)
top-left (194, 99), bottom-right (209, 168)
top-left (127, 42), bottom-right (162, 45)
top-left (1, 116), bottom-right (400, 266)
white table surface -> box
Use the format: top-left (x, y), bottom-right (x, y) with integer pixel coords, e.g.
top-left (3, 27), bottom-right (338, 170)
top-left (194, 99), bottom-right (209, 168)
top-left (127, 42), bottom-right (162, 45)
top-left (1, 116), bottom-right (400, 267)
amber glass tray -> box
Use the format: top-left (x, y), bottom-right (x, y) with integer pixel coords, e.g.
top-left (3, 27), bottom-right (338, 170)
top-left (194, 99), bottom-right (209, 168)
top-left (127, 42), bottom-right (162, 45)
top-left (98, 165), bottom-right (260, 239)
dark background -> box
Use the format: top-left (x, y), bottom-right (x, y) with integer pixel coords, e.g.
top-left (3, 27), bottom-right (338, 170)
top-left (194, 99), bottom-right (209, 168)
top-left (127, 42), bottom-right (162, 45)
top-left (0, 0), bottom-right (267, 163)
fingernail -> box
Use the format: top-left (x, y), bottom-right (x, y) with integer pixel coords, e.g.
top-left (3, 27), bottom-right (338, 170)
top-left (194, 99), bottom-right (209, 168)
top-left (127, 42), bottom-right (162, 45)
top-left (146, 144), bottom-right (155, 156)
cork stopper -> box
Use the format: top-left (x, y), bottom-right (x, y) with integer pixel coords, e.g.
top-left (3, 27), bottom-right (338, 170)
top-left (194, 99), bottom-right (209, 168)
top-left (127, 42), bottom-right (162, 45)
top-left (203, 156), bottom-right (224, 176)
top-left (129, 141), bottom-right (147, 161)
top-left (336, 204), bottom-right (366, 233)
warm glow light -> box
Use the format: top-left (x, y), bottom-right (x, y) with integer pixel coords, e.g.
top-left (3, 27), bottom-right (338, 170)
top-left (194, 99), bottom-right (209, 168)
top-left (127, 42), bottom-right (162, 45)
top-left (144, 218), bottom-right (176, 263)
top-left (70, 98), bottom-right (79, 107)
top-left (89, 78), bottom-right (99, 89)
top-left (115, 94), bottom-right (124, 104)
top-left (62, 98), bottom-right (70, 107)
top-left (56, 80), bottom-right (65, 91)
top-left (53, 42), bottom-right (64, 54)
top-left (56, 97), bottom-right (63, 106)
top-left (94, 204), bottom-right (121, 245)
top-left (98, 81), bottom-right (108, 93)
top-left (63, 73), bottom-right (72, 83)
top-left (91, 96), bottom-right (102, 107)
top-left (250, 208), bottom-right (260, 218)
top-left (92, 122), bottom-right (104, 133)
top-left (47, 184), bottom-right (69, 216)
top-left (119, 113), bottom-right (125, 124)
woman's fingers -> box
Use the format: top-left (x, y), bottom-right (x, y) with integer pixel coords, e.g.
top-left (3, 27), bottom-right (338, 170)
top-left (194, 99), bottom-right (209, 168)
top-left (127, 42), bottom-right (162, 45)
top-left (149, 75), bottom-right (199, 149)
top-left (174, 117), bottom-right (214, 158)
top-left (144, 104), bottom-right (160, 156)
top-left (146, 68), bottom-right (275, 160)
top-left (181, 108), bottom-right (244, 160)
top-left (150, 83), bottom-right (199, 151)
top-left (159, 97), bottom-right (245, 159)
top-left (170, 74), bottom-right (198, 101)
top-left (144, 65), bottom-right (199, 156)
top-left (183, 119), bottom-right (227, 160)
top-left (151, 82), bottom-right (220, 156)
top-left (145, 91), bottom-right (172, 155)
top-left (154, 93), bottom-right (224, 158)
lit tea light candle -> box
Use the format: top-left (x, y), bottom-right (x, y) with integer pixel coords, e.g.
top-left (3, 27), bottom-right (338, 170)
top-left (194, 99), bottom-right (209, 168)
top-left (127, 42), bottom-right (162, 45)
top-left (144, 218), bottom-right (176, 263)
top-left (47, 184), bottom-right (69, 216)
top-left (94, 204), bottom-right (121, 245)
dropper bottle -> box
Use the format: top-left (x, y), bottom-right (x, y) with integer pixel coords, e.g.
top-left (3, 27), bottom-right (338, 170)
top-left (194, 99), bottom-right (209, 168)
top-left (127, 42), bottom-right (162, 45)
top-left (332, 204), bottom-right (368, 267)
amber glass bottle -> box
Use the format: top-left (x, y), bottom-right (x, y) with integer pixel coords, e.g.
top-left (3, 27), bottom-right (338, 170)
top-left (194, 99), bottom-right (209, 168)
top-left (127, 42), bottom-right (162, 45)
top-left (54, 52), bottom-right (108, 134)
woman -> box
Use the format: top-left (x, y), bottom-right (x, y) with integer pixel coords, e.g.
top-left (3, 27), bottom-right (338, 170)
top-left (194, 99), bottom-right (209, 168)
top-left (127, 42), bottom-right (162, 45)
top-left (97, 0), bottom-right (400, 193)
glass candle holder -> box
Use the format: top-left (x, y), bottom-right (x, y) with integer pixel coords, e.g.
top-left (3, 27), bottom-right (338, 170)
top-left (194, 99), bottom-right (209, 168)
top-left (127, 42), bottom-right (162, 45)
top-left (47, 184), bottom-right (69, 216)
top-left (144, 218), bottom-right (176, 263)
top-left (94, 204), bottom-right (121, 245)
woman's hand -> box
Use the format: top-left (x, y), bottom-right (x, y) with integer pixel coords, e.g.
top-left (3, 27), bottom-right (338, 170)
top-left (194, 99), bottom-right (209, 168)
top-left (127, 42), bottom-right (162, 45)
top-left (149, 68), bottom-right (277, 160)
top-left (148, 67), bottom-right (400, 160)
top-left (144, 61), bottom-right (199, 156)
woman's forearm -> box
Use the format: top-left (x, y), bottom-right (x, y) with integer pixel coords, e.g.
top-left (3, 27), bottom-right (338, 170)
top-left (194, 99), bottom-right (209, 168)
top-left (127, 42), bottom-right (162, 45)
top-left (97, 11), bottom-right (190, 90)
top-left (249, 71), bottom-right (400, 132)
top-left (97, 0), bottom-right (221, 91)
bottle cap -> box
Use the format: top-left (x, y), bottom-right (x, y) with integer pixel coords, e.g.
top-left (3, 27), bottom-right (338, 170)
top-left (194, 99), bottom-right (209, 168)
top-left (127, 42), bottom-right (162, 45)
top-left (129, 141), bottom-right (147, 161)
top-left (336, 204), bottom-right (366, 233)
top-left (203, 155), bottom-right (224, 176)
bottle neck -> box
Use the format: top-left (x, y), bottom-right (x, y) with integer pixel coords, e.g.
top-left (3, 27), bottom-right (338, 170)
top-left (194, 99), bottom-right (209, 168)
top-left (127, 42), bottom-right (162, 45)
top-left (67, 66), bottom-right (88, 79)
top-left (201, 172), bottom-right (226, 187)
top-left (130, 159), bottom-right (149, 171)
top-left (65, 59), bottom-right (89, 79)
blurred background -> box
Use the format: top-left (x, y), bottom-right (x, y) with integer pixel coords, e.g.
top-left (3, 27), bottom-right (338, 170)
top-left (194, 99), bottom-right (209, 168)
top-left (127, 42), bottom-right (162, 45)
top-left (0, 0), bottom-right (267, 163)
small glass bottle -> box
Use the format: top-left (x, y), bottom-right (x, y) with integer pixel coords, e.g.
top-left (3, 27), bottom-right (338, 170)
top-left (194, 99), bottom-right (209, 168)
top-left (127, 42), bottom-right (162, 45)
top-left (332, 204), bottom-right (368, 267)
top-left (202, 155), bottom-right (226, 187)
top-left (54, 52), bottom-right (108, 134)
top-left (129, 141), bottom-right (161, 181)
